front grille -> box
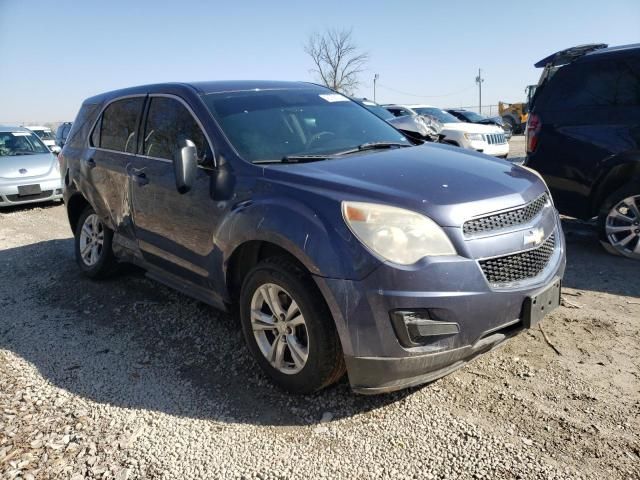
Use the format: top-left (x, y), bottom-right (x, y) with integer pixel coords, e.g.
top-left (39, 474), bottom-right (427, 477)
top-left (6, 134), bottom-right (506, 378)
top-left (479, 234), bottom-right (556, 285)
top-left (485, 133), bottom-right (506, 145)
top-left (6, 190), bottom-right (54, 202)
top-left (463, 194), bottom-right (548, 236)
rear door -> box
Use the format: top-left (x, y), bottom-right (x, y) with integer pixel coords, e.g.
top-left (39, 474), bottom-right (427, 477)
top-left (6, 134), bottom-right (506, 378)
top-left (87, 96), bottom-right (145, 240)
top-left (129, 94), bottom-right (220, 288)
top-left (530, 55), bottom-right (640, 216)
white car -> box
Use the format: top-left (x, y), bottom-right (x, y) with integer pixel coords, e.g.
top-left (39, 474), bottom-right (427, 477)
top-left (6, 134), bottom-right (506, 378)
top-left (24, 125), bottom-right (61, 154)
top-left (385, 105), bottom-right (509, 158)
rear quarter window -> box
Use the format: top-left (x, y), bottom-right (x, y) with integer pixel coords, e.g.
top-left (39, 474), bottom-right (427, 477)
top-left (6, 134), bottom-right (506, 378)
top-left (539, 57), bottom-right (640, 110)
top-left (65, 104), bottom-right (100, 149)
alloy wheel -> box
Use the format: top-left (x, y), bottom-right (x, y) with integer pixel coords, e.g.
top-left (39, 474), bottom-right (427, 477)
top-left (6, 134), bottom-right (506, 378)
top-left (250, 283), bottom-right (309, 375)
top-left (605, 195), bottom-right (640, 258)
top-left (79, 213), bottom-right (105, 266)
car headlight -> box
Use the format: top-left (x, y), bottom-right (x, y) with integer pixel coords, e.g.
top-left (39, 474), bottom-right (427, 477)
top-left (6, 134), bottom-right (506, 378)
top-left (464, 133), bottom-right (484, 142)
top-left (342, 202), bottom-right (457, 265)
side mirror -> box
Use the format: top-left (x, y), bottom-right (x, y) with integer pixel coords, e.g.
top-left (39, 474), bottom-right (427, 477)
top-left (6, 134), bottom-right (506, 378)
top-left (173, 139), bottom-right (198, 194)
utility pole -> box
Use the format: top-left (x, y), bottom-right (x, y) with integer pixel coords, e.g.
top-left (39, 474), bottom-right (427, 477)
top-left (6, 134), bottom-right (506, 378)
top-left (475, 68), bottom-right (484, 114)
top-left (373, 73), bottom-right (379, 102)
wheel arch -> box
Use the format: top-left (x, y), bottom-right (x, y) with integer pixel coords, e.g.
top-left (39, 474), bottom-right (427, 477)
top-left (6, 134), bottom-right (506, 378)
top-left (219, 199), bottom-right (379, 303)
top-left (225, 240), bottom-right (309, 304)
top-left (591, 155), bottom-right (640, 216)
top-left (66, 192), bottom-right (91, 234)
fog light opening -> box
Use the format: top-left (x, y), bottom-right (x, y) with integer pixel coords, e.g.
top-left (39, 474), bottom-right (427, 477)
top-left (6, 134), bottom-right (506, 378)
top-left (390, 310), bottom-right (460, 348)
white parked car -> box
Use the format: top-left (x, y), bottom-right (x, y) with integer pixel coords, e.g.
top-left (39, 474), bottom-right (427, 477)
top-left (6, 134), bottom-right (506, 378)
top-left (385, 105), bottom-right (509, 158)
top-left (24, 125), bottom-right (61, 154)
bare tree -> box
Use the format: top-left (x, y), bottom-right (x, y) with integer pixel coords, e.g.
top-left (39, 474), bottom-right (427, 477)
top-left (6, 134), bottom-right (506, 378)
top-left (304, 28), bottom-right (368, 95)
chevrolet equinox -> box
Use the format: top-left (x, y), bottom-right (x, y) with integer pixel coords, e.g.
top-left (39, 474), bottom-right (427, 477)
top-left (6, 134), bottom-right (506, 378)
top-left (61, 81), bottom-right (566, 394)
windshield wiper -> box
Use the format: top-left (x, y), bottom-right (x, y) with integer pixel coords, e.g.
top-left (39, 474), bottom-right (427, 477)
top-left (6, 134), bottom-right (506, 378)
top-left (334, 142), bottom-right (411, 156)
top-left (252, 142), bottom-right (410, 164)
top-left (253, 154), bottom-right (334, 164)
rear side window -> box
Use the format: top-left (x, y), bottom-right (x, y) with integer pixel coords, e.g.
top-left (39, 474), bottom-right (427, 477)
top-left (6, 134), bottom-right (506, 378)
top-left (542, 57), bottom-right (640, 109)
top-left (142, 97), bottom-right (209, 163)
top-left (92, 97), bottom-right (144, 153)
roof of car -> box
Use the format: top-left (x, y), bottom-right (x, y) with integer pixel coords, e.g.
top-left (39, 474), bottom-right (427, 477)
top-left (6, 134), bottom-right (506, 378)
top-left (588, 43), bottom-right (640, 57)
top-left (24, 125), bottom-right (49, 130)
top-left (84, 81), bottom-right (328, 104)
top-left (0, 125), bottom-right (30, 133)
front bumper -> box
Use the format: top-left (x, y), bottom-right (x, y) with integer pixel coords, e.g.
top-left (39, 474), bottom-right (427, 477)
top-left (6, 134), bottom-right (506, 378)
top-left (314, 215), bottom-right (566, 394)
top-left (468, 140), bottom-right (510, 157)
top-left (0, 174), bottom-right (63, 207)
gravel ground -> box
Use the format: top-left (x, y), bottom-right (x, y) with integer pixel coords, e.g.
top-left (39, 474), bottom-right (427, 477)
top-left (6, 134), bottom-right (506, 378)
top-left (1, 145), bottom-right (639, 479)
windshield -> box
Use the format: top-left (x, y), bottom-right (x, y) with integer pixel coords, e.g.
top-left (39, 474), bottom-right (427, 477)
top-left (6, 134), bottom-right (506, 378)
top-left (31, 129), bottom-right (55, 141)
top-left (455, 110), bottom-right (486, 122)
top-left (0, 131), bottom-right (50, 156)
top-left (412, 107), bottom-right (460, 123)
top-left (203, 89), bottom-right (410, 162)
top-left (360, 102), bottom-right (395, 121)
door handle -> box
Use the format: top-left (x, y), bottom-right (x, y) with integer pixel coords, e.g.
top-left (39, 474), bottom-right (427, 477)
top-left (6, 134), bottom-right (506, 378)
top-left (131, 171), bottom-right (149, 186)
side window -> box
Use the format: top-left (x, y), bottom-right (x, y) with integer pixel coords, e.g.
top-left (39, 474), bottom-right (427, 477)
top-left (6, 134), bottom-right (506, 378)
top-left (93, 97), bottom-right (144, 153)
top-left (143, 97), bottom-right (209, 163)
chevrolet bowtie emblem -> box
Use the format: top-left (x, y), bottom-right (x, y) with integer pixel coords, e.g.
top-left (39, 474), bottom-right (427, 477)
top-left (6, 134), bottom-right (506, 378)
top-left (523, 228), bottom-right (545, 248)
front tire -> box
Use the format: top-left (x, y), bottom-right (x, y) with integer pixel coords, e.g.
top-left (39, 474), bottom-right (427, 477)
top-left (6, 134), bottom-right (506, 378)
top-left (74, 206), bottom-right (119, 278)
top-left (239, 257), bottom-right (345, 394)
top-left (597, 182), bottom-right (640, 260)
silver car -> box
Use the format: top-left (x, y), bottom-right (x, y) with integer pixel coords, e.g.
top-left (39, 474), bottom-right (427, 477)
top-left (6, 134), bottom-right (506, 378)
top-left (0, 125), bottom-right (63, 207)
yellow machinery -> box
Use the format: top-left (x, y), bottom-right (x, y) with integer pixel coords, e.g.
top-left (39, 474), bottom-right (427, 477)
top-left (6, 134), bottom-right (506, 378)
top-left (499, 85), bottom-right (536, 134)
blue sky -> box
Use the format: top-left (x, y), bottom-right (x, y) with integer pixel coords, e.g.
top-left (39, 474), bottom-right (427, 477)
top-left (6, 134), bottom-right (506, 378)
top-left (1, 0), bottom-right (638, 122)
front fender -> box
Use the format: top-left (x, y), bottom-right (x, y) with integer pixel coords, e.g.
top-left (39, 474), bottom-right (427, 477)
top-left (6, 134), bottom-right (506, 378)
top-left (218, 196), bottom-right (381, 281)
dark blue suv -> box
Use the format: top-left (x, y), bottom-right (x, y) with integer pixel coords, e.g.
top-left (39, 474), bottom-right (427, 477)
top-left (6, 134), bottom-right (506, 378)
top-left (526, 43), bottom-right (640, 259)
top-left (61, 81), bottom-right (565, 394)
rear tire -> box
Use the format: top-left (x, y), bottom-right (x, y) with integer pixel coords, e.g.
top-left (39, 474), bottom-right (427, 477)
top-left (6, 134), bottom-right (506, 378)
top-left (74, 206), bottom-right (119, 278)
top-left (597, 182), bottom-right (640, 260)
top-left (239, 256), bottom-right (345, 394)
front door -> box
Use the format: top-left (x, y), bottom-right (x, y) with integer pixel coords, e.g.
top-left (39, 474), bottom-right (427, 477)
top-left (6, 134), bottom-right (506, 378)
top-left (130, 95), bottom-right (219, 289)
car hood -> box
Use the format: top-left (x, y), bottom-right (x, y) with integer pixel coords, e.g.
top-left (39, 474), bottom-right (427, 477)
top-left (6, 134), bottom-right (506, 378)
top-left (263, 144), bottom-right (546, 227)
top-left (0, 153), bottom-right (57, 179)
top-left (443, 122), bottom-right (503, 134)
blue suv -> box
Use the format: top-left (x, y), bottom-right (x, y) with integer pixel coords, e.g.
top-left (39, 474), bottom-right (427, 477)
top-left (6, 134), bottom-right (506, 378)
top-left (61, 81), bottom-right (565, 394)
top-left (526, 43), bottom-right (640, 259)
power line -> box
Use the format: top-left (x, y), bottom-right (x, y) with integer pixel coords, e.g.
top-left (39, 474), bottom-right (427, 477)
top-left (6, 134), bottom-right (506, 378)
top-left (374, 83), bottom-right (476, 98)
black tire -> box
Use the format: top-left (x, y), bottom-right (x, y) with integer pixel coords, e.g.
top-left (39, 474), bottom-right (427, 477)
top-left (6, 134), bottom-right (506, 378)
top-left (74, 206), bottom-right (119, 278)
top-left (597, 181), bottom-right (640, 260)
top-left (239, 256), bottom-right (345, 394)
